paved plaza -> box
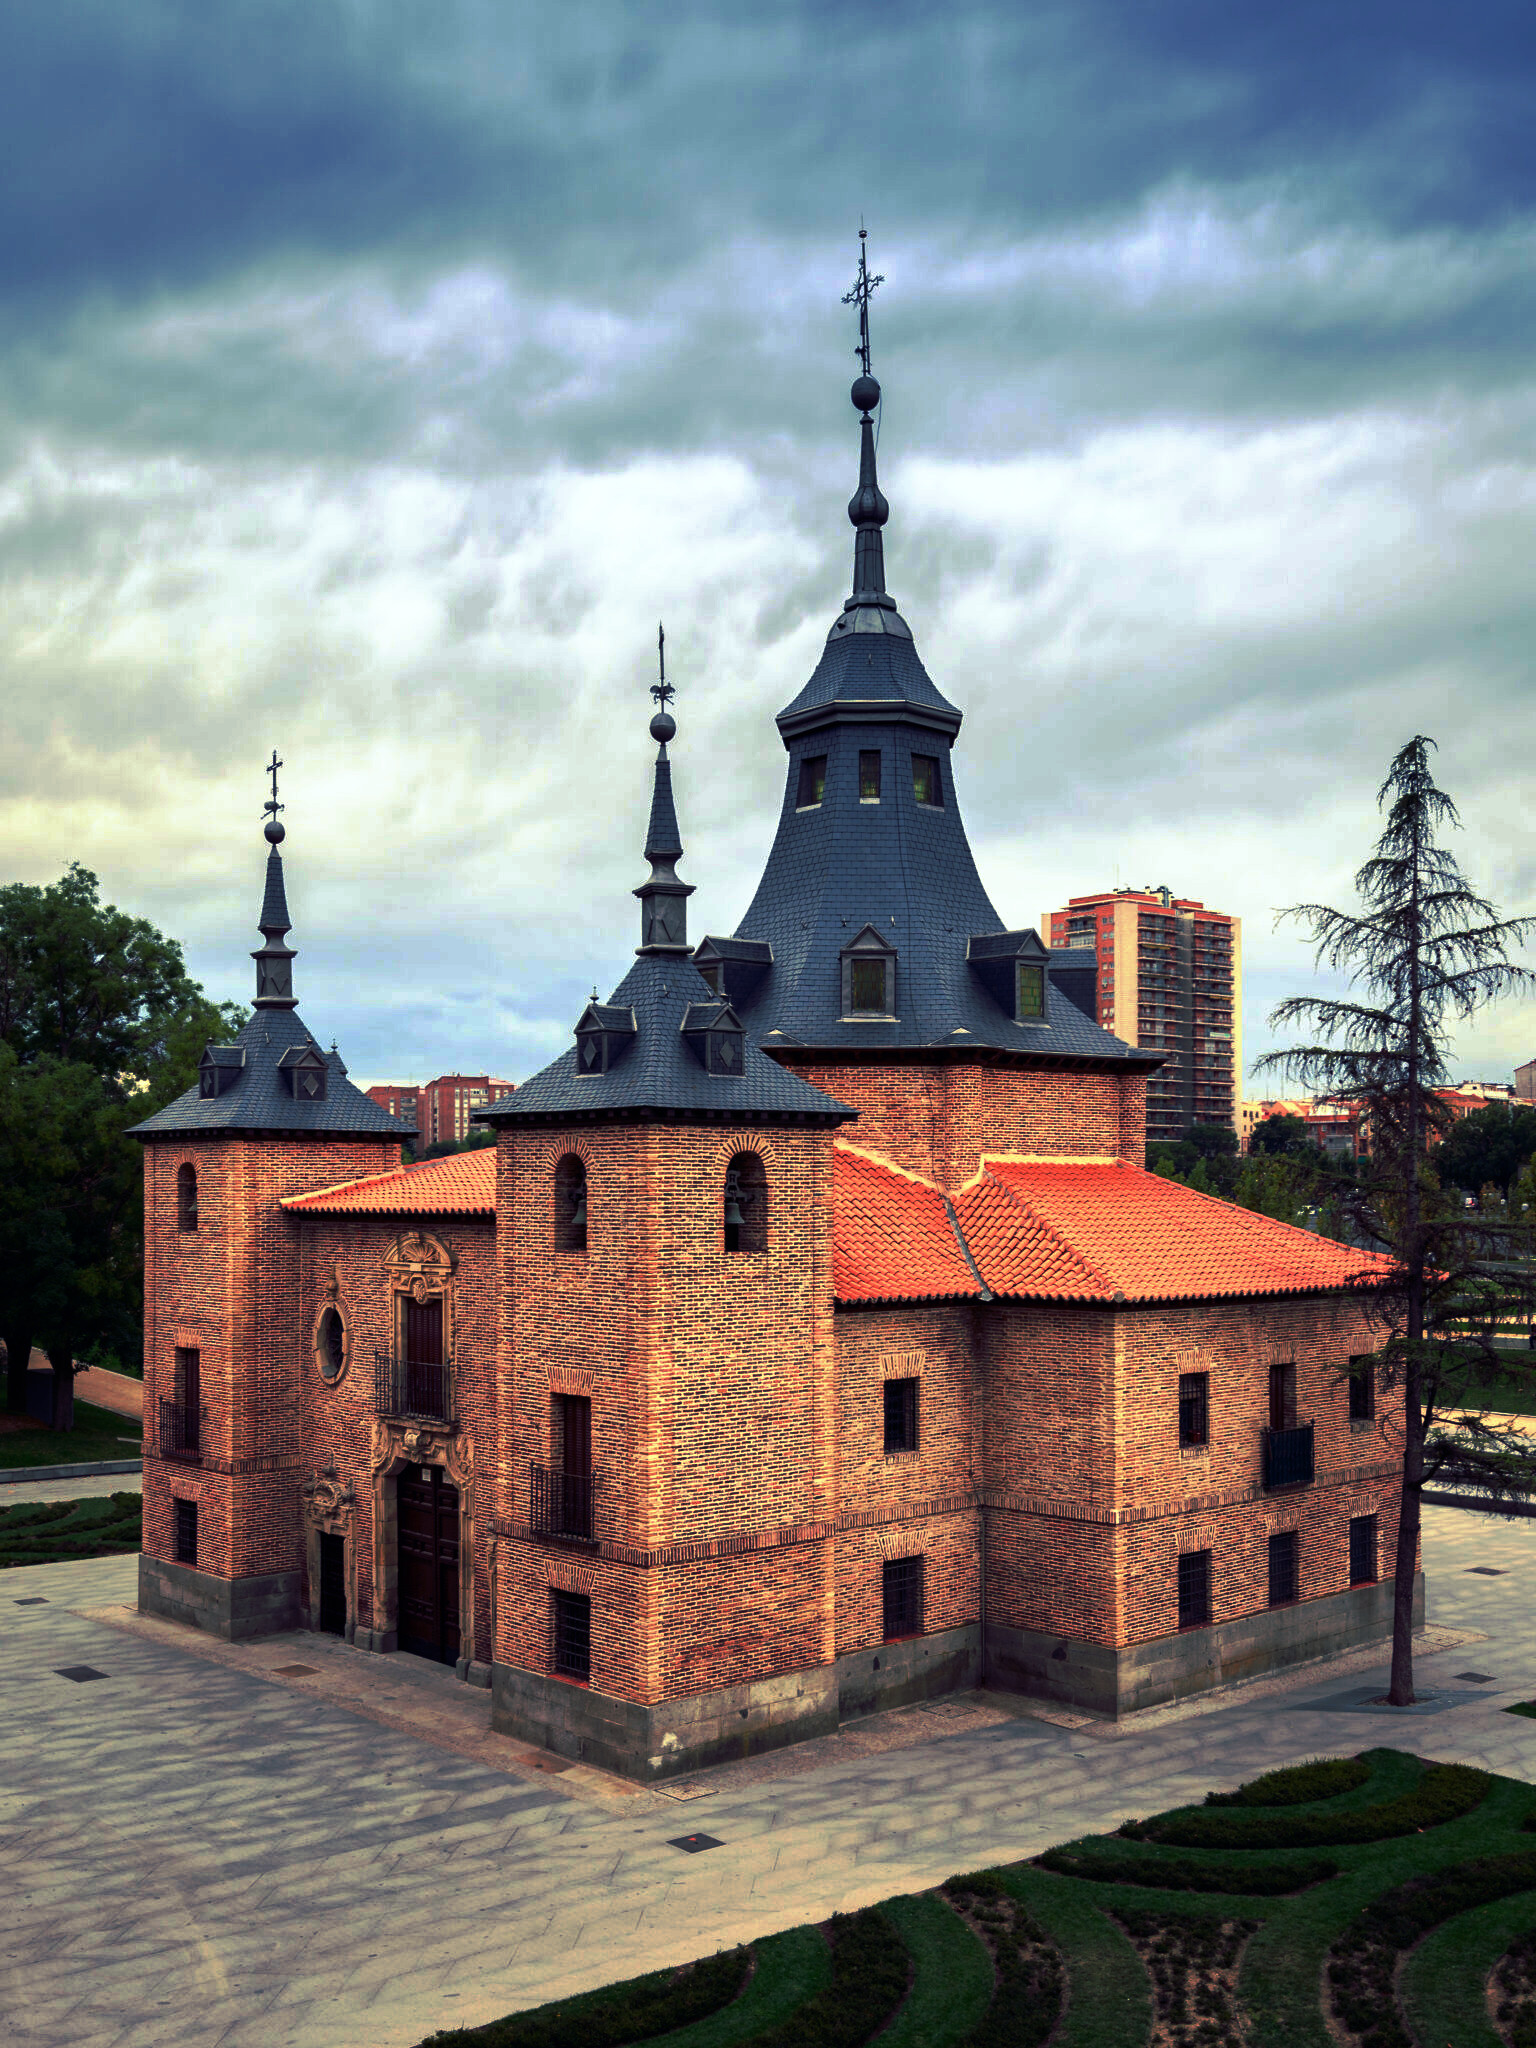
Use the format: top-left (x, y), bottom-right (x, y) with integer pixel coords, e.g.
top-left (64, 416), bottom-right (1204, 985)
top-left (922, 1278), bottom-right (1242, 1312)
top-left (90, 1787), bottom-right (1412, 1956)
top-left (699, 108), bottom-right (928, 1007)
top-left (6, 1502), bottom-right (1536, 2048)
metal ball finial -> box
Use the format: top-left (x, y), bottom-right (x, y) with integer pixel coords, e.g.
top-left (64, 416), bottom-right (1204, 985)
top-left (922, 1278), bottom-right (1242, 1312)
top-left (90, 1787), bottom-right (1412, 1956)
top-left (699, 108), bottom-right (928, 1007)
top-left (264, 819), bottom-right (286, 845)
top-left (650, 709), bottom-right (676, 744)
top-left (851, 372), bottom-right (881, 415)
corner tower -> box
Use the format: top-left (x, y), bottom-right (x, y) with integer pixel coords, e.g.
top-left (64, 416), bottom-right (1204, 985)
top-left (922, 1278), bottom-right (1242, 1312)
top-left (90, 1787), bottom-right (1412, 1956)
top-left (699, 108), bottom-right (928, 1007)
top-left (131, 763), bottom-right (413, 1639)
top-left (697, 236), bottom-right (1160, 1182)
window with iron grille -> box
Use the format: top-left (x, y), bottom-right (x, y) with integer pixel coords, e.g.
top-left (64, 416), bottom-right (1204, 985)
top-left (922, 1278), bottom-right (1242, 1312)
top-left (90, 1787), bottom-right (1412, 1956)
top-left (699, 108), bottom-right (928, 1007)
top-left (883, 1555), bottom-right (924, 1640)
top-left (884, 1378), bottom-right (919, 1455)
top-left (1269, 1361), bottom-right (1297, 1430)
top-left (1348, 1355), bottom-right (1375, 1422)
top-left (796, 754), bottom-right (827, 808)
top-left (1268, 1529), bottom-right (1299, 1606)
top-left (1349, 1514), bottom-right (1379, 1586)
top-left (551, 1590), bottom-right (591, 1681)
top-left (1177, 1548), bottom-right (1211, 1630)
top-left (174, 1498), bottom-right (198, 1568)
top-left (1178, 1372), bottom-right (1209, 1448)
top-left (859, 750), bottom-right (882, 801)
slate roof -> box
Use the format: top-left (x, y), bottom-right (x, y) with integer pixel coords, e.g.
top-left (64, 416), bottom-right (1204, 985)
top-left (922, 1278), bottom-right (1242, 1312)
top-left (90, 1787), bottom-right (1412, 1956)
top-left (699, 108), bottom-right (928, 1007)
top-left (129, 1004), bottom-right (415, 1139)
top-left (283, 1147), bottom-right (495, 1216)
top-left (475, 952), bottom-right (856, 1127)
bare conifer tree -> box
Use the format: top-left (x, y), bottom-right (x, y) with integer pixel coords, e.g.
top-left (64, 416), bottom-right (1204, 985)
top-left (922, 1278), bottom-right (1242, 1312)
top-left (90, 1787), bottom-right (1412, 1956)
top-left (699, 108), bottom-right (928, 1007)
top-left (1256, 736), bottom-right (1536, 1705)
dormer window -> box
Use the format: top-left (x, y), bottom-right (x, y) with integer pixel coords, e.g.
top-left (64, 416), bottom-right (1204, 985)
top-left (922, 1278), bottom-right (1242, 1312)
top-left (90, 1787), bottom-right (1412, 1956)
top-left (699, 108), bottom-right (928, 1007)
top-left (796, 755), bottom-right (827, 809)
top-left (859, 751), bottom-right (882, 802)
top-left (198, 1044), bottom-right (245, 1098)
top-left (277, 1044), bottom-right (328, 1101)
top-left (680, 1000), bottom-right (746, 1075)
top-left (912, 755), bottom-right (943, 807)
top-left (1016, 963), bottom-right (1045, 1020)
top-left (841, 925), bottom-right (898, 1019)
top-left (574, 1002), bottom-right (638, 1076)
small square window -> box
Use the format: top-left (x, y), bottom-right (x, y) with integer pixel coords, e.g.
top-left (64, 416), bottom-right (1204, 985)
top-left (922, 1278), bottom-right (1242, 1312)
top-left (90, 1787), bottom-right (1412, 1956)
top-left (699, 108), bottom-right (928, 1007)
top-left (912, 755), bottom-right (943, 807)
top-left (859, 750), bottom-right (882, 801)
top-left (1177, 1548), bottom-right (1211, 1630)
top-left (1178, 1372), bottom-right (1208, 1448)
top-left (1268, 1530), bottom-right (1299, 1607)
top-left (174, 1498), bottom-right (198, 1568)
top-left (884, 1378), bottom-right (919, 1454)
top-left (551, 1590), bottom-right (591, 1681)
top-left (1016, 963), bottom-right (1045, 1020)
top-left (849, 957), bottom-right (888, 1014)
top-left (883, 1555), bottom-right (924, 1640)
top-left (1348, 1355), bottom-right (1375, 1422)
top-left (1349, 1514), bottom-right (1378, 1586)
top-left (796, 755), bottom-right (827, 808)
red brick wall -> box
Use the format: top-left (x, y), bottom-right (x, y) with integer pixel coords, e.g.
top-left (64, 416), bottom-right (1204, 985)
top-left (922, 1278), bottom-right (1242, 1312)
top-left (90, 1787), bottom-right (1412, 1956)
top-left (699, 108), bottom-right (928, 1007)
top-left (777, 1057), bottom-right (1146, 1183)
top-left (141, 1134), bottom-right (402, 1581)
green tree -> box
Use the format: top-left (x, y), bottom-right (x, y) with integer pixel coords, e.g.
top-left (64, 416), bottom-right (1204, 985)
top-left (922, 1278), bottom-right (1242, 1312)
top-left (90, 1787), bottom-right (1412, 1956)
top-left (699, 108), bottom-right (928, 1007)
top-left (0, 867), bottom-right (242, 1421)
top-left (1189, 1121), bottom-right (1239, 1159)
top-left (1251, 1113), bottom-right (1309, 1156)
top-left (1434, 1103), bottom-right (1536, 1197)
top-left (1257, 736), bottom-right (1536, 1706)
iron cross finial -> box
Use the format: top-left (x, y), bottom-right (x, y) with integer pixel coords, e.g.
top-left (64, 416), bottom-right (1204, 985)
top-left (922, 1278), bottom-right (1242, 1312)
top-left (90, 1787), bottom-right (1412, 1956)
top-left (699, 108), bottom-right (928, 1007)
top-left (650, 619), bottom-right (675, 709)
top-left (841, 226), bottom-right (884, 378)
top-left (264, 749), bottom-right (284, 823)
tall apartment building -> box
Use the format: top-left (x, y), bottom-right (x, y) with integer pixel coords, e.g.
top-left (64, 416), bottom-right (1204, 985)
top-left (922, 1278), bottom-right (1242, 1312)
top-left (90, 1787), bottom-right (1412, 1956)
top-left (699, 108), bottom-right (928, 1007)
top-left (1045, 887), bottom-right (1242, 1148)
top-left (419, 1074), bottom-right (517, 1148)
top-left (364, 1084), bottom-right (419, 1128)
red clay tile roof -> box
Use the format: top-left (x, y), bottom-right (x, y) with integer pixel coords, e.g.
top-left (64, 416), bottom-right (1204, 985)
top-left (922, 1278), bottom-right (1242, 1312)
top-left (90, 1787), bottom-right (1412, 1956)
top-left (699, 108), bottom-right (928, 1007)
top-left (832, 1146), bottom-right (981, 1303)
top-left (282, 1146), bottom-right (496, 1216)
top-left (952, 1159), bottom-right (1390, 1303)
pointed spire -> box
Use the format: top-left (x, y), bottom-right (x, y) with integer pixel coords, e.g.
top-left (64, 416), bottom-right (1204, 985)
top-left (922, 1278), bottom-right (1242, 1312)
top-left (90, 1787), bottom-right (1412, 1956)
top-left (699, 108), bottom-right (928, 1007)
top-left (842, 228), bottom-right (890, 603)
top-left (252, 749), bottom-right (298, 1008)
top-left (633, 623), bottom-right (694, 954)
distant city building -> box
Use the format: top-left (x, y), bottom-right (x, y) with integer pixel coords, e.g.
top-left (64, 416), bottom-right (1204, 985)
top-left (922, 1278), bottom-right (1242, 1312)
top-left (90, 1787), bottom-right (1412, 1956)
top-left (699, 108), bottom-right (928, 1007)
top-left (1046, 887), bottom-right (1242, 1148)
top-left (418, 1074), bottom-right (517, 1148)
top-left (364, 1084), bottom-right (419, 1127)
top-left (1518, 1059), bottom-right (1536, 1104)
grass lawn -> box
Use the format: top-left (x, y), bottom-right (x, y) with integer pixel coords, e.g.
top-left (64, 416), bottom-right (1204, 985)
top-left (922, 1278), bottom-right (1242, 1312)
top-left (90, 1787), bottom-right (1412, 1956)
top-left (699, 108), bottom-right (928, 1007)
top-left (0, 1397), bottom-right (142, 1469)
top-left (413, 1748), bottom-right (1536, 2048)
top-left (0, 1490), bottom-right (142, 1566)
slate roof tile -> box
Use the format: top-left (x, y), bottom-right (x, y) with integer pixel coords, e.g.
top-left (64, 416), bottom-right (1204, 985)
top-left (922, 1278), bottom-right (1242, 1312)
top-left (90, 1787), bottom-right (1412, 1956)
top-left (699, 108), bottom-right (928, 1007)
top-left (128, 1007), bottom-right (413, 1141)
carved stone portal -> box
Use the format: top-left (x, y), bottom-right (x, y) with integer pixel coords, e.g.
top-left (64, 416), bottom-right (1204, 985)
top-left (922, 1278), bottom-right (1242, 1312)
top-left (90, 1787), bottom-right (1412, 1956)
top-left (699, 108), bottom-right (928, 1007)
top-left (366, 1416), bottom-right (477, 1676)
top-left (302, 1465), bottom-right (357, 1640)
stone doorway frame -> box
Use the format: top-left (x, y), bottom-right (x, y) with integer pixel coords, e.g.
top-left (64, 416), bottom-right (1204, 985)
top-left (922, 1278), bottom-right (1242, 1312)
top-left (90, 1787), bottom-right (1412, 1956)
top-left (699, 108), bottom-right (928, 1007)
top-left (366, 1415), bottom-right (478, 1679)
top-left (302, 1468), bottom-right (358, 1643)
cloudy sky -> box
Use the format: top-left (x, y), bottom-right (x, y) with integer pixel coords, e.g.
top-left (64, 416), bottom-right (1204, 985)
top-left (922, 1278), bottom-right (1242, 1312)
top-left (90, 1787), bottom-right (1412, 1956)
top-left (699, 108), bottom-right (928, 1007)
top-left (4, 0), bottom-right (1534, 1092)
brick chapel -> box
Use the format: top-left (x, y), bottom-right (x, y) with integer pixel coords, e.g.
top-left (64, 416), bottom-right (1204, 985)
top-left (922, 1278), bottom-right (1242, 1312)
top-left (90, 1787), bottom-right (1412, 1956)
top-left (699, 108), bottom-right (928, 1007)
top-left (132, 311), bottom-right (1414, 1782)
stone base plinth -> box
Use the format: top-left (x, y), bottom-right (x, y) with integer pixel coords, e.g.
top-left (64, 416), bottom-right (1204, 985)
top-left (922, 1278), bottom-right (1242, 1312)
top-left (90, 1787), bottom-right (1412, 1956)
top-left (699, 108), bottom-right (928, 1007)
top-left (137, 1553), bottom-right (302, 1641)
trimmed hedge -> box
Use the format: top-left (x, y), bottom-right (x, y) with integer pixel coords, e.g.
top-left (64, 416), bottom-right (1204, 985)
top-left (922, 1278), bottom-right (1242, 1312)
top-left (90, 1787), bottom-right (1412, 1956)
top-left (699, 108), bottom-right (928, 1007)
top-left (1036, 1846), bottom-right (1337, 1896)
top-left (1121, 1760), bottom-right (1490, 1851)
top-left (1114, 1906), bottom-right (1257, 2048)
top-left (734, 1911), bottom-right (909, 2048)
top-left (1205, 1756), bottom-right (1369, 1808)
top-left (418, 1948), bottom-right (750, 2048)
top-left (942, 1874), bottom-right (1062, 2048)
top-left (0, 1491), bottom-right (142, 1566)
top-left (1329, 1853), bottom-right (1536, 2048)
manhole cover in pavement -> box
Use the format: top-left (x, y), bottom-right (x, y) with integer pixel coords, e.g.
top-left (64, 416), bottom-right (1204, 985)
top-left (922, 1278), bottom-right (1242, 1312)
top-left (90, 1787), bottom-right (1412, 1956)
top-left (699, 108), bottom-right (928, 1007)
top-left (1468, 1567), bottom-right (1508, 1576)
top-left (272, 1664), bottom-right (318, 1676)
top-left (668, 1834), bottom-right (724, 1854)
top-left (54, 1667), bottom-right (109, 1683)
top-left (14, 1598), bottom-right (47, 1606)
top-left (1454, 1672), bottom-right (1498, 1684)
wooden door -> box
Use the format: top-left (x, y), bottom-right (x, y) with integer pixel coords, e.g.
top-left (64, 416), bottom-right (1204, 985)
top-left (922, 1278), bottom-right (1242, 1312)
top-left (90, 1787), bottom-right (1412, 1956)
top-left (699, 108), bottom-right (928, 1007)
top-left (403, 1297), bottom-right (445, 1417)
top-left (1269, 1361), bottom-right (1297, 1431)
top-left (398, 1467), bottom-right (461, 1664)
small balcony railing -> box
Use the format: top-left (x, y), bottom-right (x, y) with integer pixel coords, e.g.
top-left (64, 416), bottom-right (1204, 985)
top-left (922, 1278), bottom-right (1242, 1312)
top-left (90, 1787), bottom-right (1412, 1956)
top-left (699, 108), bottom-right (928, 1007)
top-left (530, 1464), bottom-right (600, 1543)
top-left (373, 1352), bottom-right (453, 1424)
top-left (1262, 1421), bottom-right (1315, 1489)
top-left (158, 1397), bottom-right (204, 1463)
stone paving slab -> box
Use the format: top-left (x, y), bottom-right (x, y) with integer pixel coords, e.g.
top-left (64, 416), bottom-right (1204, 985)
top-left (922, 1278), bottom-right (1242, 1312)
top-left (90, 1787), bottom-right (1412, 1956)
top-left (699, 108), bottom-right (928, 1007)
top-left (5, 1508), bottom-right (1536, 2046)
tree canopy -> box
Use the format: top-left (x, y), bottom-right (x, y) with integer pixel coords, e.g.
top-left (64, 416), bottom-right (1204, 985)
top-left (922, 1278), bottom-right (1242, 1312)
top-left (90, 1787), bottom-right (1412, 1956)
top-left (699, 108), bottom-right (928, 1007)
top-left (1250, 1113), bottom-right (1310, 1156)
top-left (1434, 1103), bottom-right (1536, 1197)
top-left (1257, 735), bottom-right (1536, 1707)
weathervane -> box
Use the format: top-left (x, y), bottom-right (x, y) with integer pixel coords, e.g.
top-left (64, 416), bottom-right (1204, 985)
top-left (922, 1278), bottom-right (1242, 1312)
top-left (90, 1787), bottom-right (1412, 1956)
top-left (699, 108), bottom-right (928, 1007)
top-left (263, 749), bottom-right (284, 827)
top-left (650, 620), bottom-right (675, 711)
top-left (841, 226), bottom-right (884, 380)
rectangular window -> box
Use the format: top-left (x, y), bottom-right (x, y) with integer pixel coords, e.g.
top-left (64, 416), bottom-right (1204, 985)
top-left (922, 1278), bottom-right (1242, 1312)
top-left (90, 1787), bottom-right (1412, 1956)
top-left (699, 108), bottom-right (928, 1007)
top-left (1268, 1529), bottom-right (1299, 1606)
top-left (1269, 1360), bottom-right (1297, 1431)
top-left (174, 1498), bottom-right (198, 1568)
top-left (796, 755), bottom-right (827, 808)
top-left (1178, 1372), bottom-right (1209, 1448)
top-left (174, 1345), bottom-right (201, 1414)
top-left (911, 755), bottom-right (943, 807)
top-left (849, 957), bottom-right (889, 1014)
top-left (859, 750), bottom-right (882, 801)
top-left (1177, 1548), bottom-right (1211, 1630)
top-left (1349, 1514), bottom-right (1379, 1586)
top-left (551, 1589), bottom-right (591, 1681)
top-left (883, 1378), bottom-right (919, 1455)
top-left (1348, 1355), bottom-right (1375, 1422)
top-left (1015, 963), bottom-right (1045, 1020)
top-left (883, 1555), bottom-right (924, 1640)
